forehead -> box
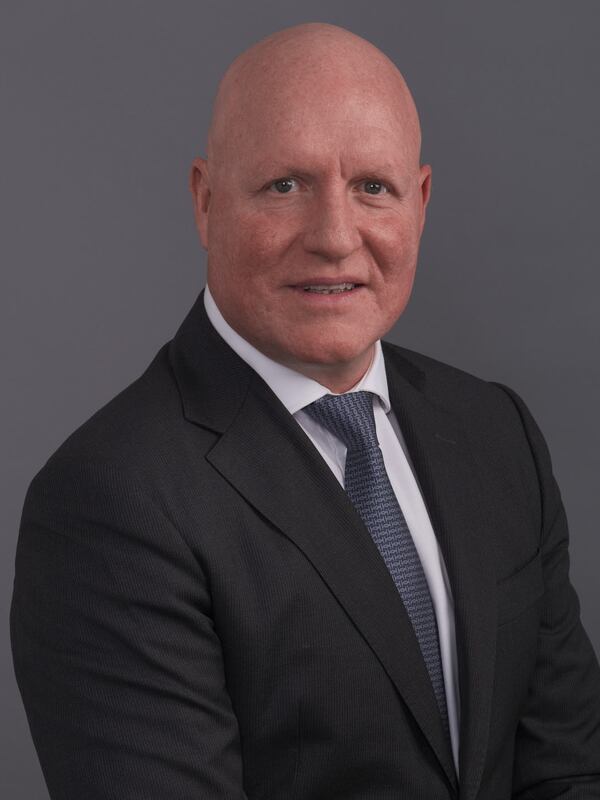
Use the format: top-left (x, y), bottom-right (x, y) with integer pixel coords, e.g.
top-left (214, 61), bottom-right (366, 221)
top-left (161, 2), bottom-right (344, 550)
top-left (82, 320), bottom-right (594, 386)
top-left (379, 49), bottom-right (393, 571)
top-left (248, 136), bottom-right (408, 178)
top-left (223, 90), bottom-right (417, 177)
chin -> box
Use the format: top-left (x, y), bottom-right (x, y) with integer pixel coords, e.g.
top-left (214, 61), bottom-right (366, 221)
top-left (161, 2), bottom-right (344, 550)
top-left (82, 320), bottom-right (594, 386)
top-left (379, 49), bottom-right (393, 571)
top-left (283, 335), bottom-right (375, 371)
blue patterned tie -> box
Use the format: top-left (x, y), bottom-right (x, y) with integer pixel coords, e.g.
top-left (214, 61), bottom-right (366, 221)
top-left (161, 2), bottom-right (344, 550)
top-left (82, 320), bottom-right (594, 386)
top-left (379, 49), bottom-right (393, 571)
top-left (305, 390), bottom-right (449, 732)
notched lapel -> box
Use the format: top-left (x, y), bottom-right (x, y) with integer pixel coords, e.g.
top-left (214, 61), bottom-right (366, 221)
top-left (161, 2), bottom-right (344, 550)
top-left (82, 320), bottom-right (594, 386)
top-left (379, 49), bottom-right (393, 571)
top-left (385, 347), bottom-right (498, 800)
top-left (207, 374), bottom-right (457, 791)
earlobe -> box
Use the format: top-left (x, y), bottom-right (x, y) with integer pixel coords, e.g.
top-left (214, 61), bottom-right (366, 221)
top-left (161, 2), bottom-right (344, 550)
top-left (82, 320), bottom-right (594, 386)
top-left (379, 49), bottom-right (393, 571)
top-left (190, 157), bottom-right (211, 250)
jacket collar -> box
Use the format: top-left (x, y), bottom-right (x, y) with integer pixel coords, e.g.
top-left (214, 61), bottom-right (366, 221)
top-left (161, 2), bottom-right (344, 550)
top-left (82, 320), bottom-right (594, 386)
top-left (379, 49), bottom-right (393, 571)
top-left (168, 291), bottom-right (253, 433)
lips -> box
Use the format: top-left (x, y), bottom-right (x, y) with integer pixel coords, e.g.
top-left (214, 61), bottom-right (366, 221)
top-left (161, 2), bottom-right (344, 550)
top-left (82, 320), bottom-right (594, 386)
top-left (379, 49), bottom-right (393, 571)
top-left (303, 282), bottom-right (356, 294)
top-left (291, 277), bottom-right (365, 295)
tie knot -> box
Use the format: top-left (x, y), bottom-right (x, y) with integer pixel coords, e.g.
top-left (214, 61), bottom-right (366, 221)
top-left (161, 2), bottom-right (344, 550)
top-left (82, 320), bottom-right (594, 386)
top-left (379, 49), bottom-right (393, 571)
top-left (305, 391), bottom-right (379, 451)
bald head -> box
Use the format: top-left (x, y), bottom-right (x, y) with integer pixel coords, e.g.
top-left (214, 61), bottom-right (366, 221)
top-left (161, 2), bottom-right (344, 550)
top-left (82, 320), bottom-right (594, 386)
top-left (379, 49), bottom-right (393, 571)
top-left (207, 23), bottom-right (422, 169)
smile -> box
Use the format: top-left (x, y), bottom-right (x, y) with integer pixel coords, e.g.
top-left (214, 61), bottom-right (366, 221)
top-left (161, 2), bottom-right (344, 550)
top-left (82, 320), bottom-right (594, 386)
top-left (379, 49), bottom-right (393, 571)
top-left (302, 282), bottom-right (357, 294)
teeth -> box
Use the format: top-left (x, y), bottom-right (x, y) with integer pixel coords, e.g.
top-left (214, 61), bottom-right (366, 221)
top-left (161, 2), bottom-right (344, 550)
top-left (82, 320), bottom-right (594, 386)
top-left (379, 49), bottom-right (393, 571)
top-left (303, 282), bottom-right (356, 294)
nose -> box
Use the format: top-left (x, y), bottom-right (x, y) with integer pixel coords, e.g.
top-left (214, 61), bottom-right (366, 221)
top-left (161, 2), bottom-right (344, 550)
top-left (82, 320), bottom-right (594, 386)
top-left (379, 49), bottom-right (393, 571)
top-left (302, 187), bottom-right (362, 261)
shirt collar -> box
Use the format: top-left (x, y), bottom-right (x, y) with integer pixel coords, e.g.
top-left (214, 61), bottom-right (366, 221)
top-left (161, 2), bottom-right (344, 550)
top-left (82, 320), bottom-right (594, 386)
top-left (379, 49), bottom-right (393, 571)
top-left (204, 284), bottom-right (392, 415)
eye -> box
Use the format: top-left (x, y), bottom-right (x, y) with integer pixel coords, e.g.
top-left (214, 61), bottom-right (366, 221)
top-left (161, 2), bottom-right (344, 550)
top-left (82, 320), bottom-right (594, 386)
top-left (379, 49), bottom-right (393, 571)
top-left (269, 177), bottom-right (298, 194)
top-left (361, 180), bottom-right (388, 195)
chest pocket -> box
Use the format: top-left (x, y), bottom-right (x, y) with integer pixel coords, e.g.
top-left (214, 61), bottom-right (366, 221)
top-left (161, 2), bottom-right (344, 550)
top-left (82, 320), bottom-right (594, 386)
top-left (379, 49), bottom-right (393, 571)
top-left (496, 549), bottom-right (544, 626)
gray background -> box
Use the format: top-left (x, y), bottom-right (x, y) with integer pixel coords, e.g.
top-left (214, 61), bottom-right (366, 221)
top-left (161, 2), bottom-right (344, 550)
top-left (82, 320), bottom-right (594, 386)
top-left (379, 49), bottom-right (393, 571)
top-left (2, 1), bottom-right (599, 796)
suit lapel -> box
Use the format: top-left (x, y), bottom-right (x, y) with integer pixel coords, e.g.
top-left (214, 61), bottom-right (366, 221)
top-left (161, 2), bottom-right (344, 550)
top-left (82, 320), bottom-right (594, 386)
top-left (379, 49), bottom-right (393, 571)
top-left (384, 345), bottom-right (497, 800)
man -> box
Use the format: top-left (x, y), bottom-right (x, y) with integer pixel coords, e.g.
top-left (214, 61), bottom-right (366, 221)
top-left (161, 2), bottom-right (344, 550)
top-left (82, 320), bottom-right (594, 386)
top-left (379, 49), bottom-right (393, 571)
top-left (11, 22), bottom-right (600, 799)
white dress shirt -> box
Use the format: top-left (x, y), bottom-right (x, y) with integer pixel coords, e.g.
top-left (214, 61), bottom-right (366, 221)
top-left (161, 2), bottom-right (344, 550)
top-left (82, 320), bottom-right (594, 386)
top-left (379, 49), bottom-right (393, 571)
top-left (204, 285), bottom-right (460, 771)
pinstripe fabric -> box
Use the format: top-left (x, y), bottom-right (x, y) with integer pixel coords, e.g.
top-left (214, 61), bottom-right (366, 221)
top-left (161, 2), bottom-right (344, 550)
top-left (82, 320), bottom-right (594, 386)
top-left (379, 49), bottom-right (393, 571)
top-left (306, 391), bottom-right (449, 734)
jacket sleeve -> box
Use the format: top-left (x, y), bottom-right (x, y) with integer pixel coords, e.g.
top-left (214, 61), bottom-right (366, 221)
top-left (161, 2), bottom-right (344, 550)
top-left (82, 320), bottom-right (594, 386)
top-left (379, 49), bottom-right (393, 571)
top-left (10, 456), bottom-right (248, 800)
top-left (494, 385), bottom-right (600, 799)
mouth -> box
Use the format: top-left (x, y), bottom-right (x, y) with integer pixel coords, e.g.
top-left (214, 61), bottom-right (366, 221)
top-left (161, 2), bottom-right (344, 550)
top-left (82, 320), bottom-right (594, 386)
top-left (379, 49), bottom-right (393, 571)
top-left (301, 282), bottom-right (358, 295)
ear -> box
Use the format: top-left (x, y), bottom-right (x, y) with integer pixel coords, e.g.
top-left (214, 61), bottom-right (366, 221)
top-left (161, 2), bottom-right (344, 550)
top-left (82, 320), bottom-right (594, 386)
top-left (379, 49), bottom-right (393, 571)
top-left (189, 157), bottom-right (211, 250)
top-left (417, 164), bottom-right (432, 236)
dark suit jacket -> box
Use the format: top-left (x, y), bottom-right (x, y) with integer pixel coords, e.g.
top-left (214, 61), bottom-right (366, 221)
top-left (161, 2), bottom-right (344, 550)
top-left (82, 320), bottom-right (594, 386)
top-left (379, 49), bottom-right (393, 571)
top-left (11, 293), bottom-right (600, 799)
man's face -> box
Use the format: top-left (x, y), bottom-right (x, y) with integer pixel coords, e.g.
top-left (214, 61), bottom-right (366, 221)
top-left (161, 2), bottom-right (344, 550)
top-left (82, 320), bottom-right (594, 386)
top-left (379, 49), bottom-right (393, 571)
top-left (192, 81), bottom-right (431, 386)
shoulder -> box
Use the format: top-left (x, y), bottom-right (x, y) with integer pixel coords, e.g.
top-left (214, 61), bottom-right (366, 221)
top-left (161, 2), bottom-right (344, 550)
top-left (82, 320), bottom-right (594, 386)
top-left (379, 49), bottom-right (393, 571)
top-left (382, 339), bottom-right (524, 421)
top-left (28, 341), bottom-right (215, 499)
top-left (382, 340), bottom-right (551, 483)
top-left (383, 340), bottom-right (555, 524)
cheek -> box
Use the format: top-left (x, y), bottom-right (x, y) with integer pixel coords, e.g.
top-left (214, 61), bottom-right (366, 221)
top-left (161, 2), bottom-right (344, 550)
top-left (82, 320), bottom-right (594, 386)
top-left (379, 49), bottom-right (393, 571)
top-left (368, 217), bottom-right (420, 278)
top-left (212, 207), bottom-right (297, 279)
top-left (364, 217), bottom-right (422, 320)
